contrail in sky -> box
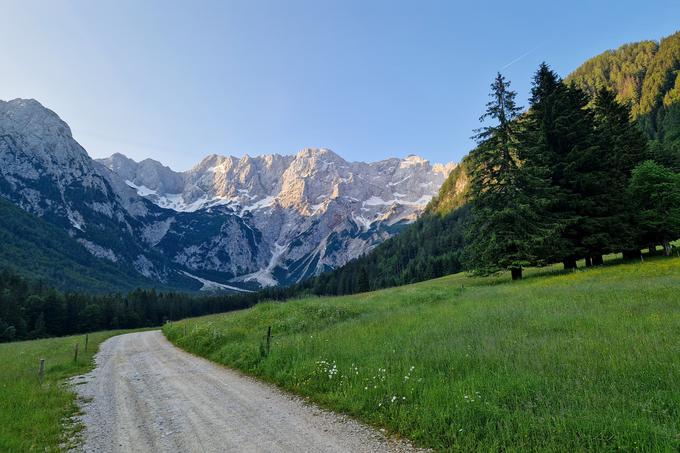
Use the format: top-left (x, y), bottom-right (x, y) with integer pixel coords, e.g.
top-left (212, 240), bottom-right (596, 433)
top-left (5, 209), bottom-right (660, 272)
top-left (500, 45), bottom-right (542, 70)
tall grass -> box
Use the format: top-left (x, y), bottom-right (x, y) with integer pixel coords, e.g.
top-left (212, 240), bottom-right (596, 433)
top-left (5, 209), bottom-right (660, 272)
top-left (0, 330), bottom-right (136, 452)
top-left (165, 256), bottom-right (680, 451)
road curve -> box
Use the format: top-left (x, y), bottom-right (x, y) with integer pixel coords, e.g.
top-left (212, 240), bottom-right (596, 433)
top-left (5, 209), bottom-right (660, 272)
top-left (72, 331), bottom-right (420, 453)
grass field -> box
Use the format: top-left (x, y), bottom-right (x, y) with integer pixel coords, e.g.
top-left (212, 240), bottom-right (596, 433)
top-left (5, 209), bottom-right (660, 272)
top-left (165, 255), bottom-right (680, 451)
top-left (0, 329), bottom-right (137, 452)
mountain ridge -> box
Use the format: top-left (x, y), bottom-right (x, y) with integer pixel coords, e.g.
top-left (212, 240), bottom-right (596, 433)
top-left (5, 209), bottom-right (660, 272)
top-left (97, 148), bottom-right (454, 213)
top-left (0, 97), bottom-right (455, 292)
top-left (99, 146), bottom-right (455, 288)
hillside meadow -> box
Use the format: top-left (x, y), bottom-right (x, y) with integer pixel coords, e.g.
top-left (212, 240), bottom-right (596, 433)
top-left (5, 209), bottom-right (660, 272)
top-left (0, 329), bottom-right (142, 452)
top-left (165, 255), bottom-right (680, 451)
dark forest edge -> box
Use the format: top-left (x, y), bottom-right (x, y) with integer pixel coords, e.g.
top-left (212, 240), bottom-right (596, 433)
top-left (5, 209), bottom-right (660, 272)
top-left (0, 270), bottom-right (299, 343)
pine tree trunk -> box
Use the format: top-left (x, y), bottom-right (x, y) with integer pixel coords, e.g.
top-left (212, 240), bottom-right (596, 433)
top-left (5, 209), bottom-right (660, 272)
top-left (592, 255), bottom-right (604, 266)
top-left (563, 258), bottom-right (577, 270)
top-left (584, 257), bottom-right (592, 267)
top-left (510, 267), bottom-right (522, 280)
top-left (622, 249), bottom-right (640, 260)
top-left (662, 240), bottom-right (672, 256)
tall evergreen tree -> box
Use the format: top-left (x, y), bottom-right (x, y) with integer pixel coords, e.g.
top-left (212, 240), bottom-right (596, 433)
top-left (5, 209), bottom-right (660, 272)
top-left (590, 88), bottom-right (650, 260)
top-left (560, 82), bottom-right (604, 266)
top-left (465, 73), bottom-right (554, 280)
top-left (524, 63), bottom-right (607, 269)
top-left (522, 64), bottom-right (574, 267)
top-left (356, 266), bottom-right (369, 293)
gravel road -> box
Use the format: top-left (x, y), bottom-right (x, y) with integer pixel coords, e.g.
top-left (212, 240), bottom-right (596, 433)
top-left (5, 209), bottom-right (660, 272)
top-left (72, 331), bottom-right (422, 453)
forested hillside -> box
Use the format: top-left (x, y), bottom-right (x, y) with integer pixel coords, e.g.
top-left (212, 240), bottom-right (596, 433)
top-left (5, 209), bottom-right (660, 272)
top-left (0, 196), bottom-right (160, 293)
top-left (303, 206), bottom-right (469, 295)
top-left (425, 159), bottom-right (470, 215)
top-left (567, 30), bottom-right (680, 169)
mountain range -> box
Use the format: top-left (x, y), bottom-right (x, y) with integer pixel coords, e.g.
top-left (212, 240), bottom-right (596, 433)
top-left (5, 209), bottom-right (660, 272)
top-left (0, 98), bottom-right (454, 292)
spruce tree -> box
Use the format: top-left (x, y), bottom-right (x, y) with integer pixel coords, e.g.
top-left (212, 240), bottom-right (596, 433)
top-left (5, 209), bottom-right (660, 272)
top-left (356, 266), bottom-right (369, 293)
top-left (524, 63), bottom-right (607, 269)
top-left (561, 83), bottom-right (602, 266)
top-left (522, 64), bottom-right (574, 267)
top-left (465, 73), bottom-right (555, 280)
top-left (590, 88), bottom-right (649, 259)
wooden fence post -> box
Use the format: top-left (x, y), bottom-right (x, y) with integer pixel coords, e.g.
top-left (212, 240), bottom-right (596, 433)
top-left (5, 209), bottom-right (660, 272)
top-left (85, 334), bottom-right (89, 352)
top-left (266, 326), bottom-right (272, 356)
top-left (184, 324), bottom-right (187, 336)
top-left (74, 343), bottom-right (79, 363)
top-left (39, 358), bottom-right (45, 382)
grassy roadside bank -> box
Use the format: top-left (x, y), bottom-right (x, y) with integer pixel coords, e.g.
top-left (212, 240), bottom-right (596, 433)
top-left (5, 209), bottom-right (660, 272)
top-left (0, 329), bottom-right (139, 452)
top-left (165, 256), bottom-right (680, 451)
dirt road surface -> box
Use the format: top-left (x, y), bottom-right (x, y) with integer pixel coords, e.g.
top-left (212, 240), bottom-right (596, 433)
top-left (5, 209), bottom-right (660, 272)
top-left (72, 331), bottom-right (422, 453)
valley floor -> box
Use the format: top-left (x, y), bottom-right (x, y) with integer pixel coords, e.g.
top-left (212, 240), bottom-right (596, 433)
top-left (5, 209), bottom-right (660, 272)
top-left (165, 255), bottom-right (680, 451)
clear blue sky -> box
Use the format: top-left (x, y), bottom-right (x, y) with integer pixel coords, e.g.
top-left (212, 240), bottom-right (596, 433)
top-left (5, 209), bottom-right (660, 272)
top-left (1, 0), bottom-right (678, 170)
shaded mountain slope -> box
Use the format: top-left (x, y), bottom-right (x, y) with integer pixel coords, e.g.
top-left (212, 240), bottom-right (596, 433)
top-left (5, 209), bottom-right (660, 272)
top-left (0, 195), bottom-right (160, 293)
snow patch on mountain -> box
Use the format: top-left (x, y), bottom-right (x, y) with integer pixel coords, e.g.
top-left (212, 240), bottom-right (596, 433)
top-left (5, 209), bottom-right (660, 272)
top-left (244, 195), bottom-right (276, 212)
top-left (180, 271), bottom-right (253, 293)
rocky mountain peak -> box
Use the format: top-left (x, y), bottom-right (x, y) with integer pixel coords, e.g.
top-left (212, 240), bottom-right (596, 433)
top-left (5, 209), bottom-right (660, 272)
top-left (100, 152), bottom-right (184, 194)
top-left (0, 98), bottom-right (105, 198)
top-left (402, 154), bottom-right (428, 165)
top-left (0, 98), bottom-right (73, 139)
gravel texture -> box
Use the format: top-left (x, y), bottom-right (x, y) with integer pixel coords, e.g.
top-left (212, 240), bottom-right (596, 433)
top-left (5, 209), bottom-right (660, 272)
top-left (71, 330), bottom-right (424, 453)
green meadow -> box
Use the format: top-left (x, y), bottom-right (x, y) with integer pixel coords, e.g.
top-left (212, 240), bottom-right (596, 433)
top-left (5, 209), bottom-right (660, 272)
top-left (0, 329), bottom-right (137, 452)
top-left (165, 256), bottom-right (680, 451)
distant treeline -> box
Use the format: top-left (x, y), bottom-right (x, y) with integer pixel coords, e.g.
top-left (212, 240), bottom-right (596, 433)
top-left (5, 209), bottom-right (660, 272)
top-left (0, 269), bottom-right (298, 342)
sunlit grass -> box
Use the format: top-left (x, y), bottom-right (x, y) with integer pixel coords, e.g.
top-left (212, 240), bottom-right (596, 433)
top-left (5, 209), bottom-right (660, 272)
top-left (165, 255), bottom-right (680, 451)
